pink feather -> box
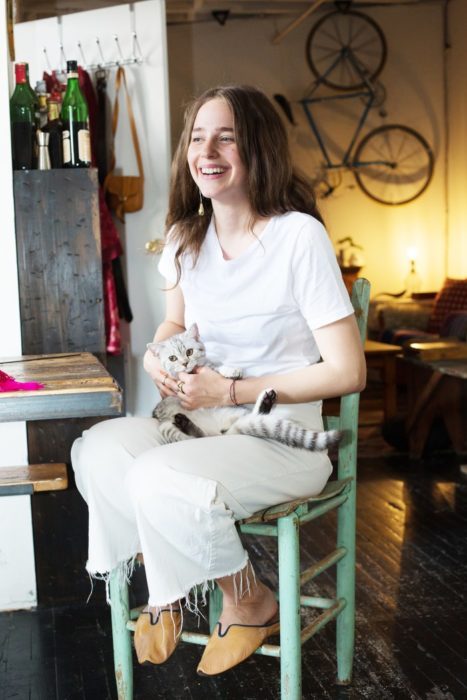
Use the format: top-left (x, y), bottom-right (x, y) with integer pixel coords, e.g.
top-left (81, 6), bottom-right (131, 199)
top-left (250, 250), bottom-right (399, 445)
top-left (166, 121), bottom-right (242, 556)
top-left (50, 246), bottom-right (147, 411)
top-left (0, 369), bottom-right (44, 392)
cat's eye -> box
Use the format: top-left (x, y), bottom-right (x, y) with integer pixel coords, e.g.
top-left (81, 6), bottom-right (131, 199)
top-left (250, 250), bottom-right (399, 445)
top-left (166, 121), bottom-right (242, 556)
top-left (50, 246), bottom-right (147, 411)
top-left (169, 355), bottom-right (177, 362)
top-left (186, 349), bottom-right (193, 356)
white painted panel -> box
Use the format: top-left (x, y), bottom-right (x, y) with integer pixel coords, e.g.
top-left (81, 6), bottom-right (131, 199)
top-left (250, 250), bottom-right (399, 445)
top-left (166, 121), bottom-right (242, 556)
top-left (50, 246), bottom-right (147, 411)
top-left (0, 0), bottom-right (35, 610)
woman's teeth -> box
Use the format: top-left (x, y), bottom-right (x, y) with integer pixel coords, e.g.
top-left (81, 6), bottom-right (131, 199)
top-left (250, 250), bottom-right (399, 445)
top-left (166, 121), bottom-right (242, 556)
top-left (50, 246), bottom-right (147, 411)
top-left (201, 167), bottom-right (225, 174)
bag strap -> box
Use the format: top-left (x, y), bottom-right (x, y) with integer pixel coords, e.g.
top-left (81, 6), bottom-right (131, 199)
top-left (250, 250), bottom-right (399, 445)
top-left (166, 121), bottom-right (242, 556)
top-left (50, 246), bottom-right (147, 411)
top-left (108, 66), bottom-right (144, 179)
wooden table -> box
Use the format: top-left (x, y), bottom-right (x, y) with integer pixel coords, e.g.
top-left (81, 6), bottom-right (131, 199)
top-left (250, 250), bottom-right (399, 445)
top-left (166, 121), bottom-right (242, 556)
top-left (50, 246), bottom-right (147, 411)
top-left (402, 356), bottom-right (467, 458)
top-left (0, 352), bottom-right (123, 423)
top-left (364, 339), bottom-right (401, 421)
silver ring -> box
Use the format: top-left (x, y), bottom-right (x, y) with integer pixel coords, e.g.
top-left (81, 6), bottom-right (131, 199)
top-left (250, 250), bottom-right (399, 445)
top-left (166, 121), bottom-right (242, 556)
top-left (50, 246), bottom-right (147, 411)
top-left (162, 374), bottom-right (168, 386)
top-left (177, 381), bottom-right (185, 395)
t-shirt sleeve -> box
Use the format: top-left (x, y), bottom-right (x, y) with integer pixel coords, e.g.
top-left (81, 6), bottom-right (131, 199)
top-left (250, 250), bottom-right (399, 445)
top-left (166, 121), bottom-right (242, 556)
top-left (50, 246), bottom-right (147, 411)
top-left (157, 236), bottom-right (178, 285)
top-left (292, 219), bottom-right (354, 330)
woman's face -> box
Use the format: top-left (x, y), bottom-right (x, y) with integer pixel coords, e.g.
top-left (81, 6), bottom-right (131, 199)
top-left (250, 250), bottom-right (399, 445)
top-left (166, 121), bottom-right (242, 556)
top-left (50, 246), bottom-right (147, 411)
top-left (187, 98), bottom-right (248, 205)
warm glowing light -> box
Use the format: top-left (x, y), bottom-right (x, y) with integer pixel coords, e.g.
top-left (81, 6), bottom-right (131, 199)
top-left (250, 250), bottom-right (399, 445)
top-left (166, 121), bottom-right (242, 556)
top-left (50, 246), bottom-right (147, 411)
top-left (406, 246), bottom-right (418, 262)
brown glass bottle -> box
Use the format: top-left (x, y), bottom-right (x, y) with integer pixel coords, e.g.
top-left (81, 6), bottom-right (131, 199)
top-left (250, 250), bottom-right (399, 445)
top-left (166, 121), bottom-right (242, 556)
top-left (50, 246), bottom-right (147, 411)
top-left (44, 100), bottom-right (63, 168)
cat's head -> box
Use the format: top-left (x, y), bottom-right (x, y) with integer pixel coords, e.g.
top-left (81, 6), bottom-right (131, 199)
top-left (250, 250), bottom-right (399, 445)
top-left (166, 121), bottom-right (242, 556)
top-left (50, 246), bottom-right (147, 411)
top-left (147, 323), bottom-right (206, 376)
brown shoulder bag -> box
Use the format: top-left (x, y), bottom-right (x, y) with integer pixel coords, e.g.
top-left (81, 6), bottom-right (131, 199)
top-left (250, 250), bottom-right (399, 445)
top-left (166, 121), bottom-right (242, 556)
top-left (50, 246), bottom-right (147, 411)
top-left (104, 66), bottom-right (145, 222)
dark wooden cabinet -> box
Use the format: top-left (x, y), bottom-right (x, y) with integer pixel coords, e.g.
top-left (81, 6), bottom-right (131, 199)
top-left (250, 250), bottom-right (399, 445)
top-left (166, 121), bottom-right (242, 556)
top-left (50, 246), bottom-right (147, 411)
top-left (14, 168), bottom-right (105, 356)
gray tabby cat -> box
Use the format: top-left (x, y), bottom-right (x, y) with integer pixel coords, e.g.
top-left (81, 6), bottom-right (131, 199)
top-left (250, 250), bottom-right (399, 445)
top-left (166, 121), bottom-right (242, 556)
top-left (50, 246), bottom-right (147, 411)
top-left (147, 324), bottom-right (341, 451)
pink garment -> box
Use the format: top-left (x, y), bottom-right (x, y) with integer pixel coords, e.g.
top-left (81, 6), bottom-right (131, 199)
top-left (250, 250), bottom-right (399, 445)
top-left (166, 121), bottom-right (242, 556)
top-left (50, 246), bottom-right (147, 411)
top-left (0, 370), bottom-right (44, 392)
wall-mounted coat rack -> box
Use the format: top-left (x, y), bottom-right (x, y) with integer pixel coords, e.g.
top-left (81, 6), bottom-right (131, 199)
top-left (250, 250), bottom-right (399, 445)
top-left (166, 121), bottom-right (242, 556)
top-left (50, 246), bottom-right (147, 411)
top-left (41, 4), bottom-right (145, 73)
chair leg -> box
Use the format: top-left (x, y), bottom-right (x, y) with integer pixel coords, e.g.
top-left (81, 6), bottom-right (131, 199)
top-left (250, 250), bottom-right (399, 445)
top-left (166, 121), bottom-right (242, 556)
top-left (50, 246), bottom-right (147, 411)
top-left (277, 513), bottom-right (302, 700)
top-left (209, 585), bottom-right (223, 633)
top-left (109, 568), bottom-right (133, 700)
top-left (336, 485), bottom-right (356, 685)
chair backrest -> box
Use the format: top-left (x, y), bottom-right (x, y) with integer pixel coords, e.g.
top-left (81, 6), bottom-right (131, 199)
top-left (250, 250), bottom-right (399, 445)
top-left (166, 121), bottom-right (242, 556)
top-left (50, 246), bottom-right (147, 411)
top-left (322, 278), bottom-right (371, 481)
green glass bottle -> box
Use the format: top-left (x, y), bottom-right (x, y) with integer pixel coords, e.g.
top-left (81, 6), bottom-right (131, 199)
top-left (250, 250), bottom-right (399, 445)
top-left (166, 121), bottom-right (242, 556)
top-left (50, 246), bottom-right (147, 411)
top-left (10, 62), bottom-right (36, 170)
top-left (61, 60), bottom-right (91, 168)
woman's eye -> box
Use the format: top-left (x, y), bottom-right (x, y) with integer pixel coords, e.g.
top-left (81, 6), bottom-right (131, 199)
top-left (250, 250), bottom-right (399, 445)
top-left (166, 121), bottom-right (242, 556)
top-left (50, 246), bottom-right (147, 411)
top-left (169, 355), bottom-right (177, 362)
top-left (186, 349), bottom-right (193, 357)
top-left (191, 136), bottom-right (202, 143)
top-left (220, 135), bottom-right (234, 142)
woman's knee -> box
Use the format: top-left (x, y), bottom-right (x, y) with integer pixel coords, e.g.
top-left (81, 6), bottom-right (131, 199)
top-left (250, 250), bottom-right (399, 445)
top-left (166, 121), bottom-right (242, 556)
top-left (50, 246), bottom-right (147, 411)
top-left (72, 417), bottom-right (156, 497)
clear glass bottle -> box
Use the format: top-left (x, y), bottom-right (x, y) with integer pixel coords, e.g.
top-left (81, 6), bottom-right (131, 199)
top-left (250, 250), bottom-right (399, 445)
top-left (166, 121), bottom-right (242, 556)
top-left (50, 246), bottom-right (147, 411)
top-left (61, 60), bottom-right (91, 168)
top-left (10, 63), bottom-right (36, 170)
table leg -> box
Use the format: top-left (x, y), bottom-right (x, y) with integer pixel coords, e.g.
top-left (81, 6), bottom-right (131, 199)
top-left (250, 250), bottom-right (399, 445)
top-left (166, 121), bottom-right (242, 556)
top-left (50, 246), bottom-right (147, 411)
top-left (382, 355), bottom-right (397, 421)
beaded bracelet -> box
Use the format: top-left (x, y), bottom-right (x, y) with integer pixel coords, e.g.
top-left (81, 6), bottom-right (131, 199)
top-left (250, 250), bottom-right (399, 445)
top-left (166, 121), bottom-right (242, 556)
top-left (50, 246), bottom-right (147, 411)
top-left (229, 379), bottom-right (240, 406)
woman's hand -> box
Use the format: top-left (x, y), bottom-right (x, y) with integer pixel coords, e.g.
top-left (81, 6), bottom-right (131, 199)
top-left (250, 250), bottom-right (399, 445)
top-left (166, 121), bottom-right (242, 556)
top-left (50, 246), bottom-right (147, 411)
top-left (143, 348), bottom-right (178, 398)
top-left (175, 366), bottom-right (231, 409)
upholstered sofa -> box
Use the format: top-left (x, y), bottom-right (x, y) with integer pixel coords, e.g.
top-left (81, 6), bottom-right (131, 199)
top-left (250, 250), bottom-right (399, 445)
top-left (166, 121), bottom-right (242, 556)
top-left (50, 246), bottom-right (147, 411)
top-left (368, 277), bottom-right (467, 345)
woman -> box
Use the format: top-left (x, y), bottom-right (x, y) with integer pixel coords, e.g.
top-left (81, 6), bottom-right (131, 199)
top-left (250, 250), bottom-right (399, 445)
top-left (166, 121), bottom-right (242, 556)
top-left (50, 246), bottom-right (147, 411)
top-left (71, 84), bottom-right (366, 676)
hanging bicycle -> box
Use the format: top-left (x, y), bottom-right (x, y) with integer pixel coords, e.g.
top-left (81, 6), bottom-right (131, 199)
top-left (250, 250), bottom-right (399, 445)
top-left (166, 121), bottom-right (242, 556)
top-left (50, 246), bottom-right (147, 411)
top-left (275, 5), bottom-right (434, 205)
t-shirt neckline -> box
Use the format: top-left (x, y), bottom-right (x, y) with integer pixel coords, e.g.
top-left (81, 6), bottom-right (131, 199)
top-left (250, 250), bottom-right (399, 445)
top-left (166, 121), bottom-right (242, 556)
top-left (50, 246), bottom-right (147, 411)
top-left (209, 216), bottom-right (275, 263)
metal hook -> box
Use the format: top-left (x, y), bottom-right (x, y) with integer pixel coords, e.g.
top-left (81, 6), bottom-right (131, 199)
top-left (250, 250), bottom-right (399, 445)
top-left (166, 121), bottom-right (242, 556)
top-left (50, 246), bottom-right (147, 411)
top-left (113, 34), bottom-right (125, 65)
top-left (42, 47), bottom-right (52, 72)
top-left (59, 43), bottom-right (67, 70)
top-left (96, 37), bottom-right (106, 67)
top-left (77, 41), bottom-right (87, 67)
top-left (131, 31), bottom-right (143, 64)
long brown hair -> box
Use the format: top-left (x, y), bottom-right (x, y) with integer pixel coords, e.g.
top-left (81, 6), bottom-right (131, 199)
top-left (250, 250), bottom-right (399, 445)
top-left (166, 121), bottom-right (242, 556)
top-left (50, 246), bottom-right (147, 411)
top-left (165, 85), bottom-right (322, 282)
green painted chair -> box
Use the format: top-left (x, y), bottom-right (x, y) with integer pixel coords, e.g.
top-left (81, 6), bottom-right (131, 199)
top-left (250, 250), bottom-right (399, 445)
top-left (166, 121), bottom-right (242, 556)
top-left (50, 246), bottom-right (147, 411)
top-left (109, 278), bottom-right (371, 700)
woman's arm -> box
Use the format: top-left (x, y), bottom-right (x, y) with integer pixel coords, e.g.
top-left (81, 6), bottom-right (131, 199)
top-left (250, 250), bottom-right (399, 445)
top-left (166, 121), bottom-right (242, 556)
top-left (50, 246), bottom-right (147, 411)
top-left (176, 314), bottom-right (366, 409)
top-left (143, 281), bottom-right (186, 396)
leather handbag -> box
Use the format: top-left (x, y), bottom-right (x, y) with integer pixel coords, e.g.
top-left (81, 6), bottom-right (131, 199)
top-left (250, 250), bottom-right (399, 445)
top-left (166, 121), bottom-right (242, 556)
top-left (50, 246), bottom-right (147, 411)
top-left (104, 66), bottom-right (144, 222)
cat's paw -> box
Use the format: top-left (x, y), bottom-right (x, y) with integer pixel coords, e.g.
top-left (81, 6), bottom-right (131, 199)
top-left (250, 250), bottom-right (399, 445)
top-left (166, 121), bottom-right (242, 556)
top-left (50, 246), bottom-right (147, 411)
top-left (256, 388), bottom-right (277, 415)
top-left (217, 365), bottom-right (243, 379)
top-left (174, 413), bottom-right (192, 433)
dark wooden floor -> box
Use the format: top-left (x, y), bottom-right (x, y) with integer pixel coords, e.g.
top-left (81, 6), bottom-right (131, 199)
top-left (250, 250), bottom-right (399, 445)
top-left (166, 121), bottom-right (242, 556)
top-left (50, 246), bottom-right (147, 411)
top-left (1, 392), bottom-right (466, 700)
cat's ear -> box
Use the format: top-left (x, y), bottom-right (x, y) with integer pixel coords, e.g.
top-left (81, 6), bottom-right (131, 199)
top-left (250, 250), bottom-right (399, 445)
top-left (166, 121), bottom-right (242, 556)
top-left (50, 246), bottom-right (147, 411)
top-left (146, 342), bottom-right (162, 356)
top-left (186, 323), bottom-right (200, 340)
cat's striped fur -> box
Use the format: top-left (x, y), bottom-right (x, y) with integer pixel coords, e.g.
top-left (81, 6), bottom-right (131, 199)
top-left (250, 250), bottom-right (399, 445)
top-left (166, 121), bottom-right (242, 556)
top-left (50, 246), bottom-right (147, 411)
top-left (149, 325), bottom-right (341, 452)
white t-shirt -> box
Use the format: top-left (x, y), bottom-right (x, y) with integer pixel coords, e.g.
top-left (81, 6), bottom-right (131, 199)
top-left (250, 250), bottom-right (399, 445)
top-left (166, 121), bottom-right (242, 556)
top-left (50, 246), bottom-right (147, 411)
top-left (158, 211), bottom-right (354, 378)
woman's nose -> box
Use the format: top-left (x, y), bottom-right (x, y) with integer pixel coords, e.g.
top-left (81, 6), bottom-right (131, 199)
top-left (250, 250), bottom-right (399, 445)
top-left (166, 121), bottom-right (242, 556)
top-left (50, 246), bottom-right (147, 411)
top-left (201, 136), bottom-right (218, 157)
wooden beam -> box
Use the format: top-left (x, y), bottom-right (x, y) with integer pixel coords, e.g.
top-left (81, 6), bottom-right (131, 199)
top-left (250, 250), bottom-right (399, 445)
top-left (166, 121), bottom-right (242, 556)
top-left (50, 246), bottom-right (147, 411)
top-left (272, 0), bottom-right (327, 44)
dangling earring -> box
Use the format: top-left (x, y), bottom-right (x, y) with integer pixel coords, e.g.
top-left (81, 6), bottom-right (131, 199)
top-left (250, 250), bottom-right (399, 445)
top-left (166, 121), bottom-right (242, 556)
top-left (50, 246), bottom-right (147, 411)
top-left (198, 190), bottom-right (205, 216)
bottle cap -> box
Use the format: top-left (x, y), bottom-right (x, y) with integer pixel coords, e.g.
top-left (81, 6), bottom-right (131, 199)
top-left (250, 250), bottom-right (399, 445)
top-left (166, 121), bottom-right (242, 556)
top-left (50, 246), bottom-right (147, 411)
top-left (66, 60), bottom-right (78, 73)
top-left (15, 63), bottom-right (27, 83)
top-left (47, 100), bottom-right (60, 120)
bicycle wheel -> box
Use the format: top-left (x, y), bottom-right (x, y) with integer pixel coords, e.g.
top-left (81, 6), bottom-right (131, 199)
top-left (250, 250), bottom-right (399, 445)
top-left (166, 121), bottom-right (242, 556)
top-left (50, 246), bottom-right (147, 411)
top-left (353, 125), bottom-right (434, 205)
top-left (306, 10), bottom-right (387, 91)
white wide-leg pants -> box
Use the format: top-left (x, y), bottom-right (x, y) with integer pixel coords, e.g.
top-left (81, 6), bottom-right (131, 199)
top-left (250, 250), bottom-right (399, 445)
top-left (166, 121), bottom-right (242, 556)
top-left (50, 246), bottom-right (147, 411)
top-left (71, 402), bottom-right (333, 607)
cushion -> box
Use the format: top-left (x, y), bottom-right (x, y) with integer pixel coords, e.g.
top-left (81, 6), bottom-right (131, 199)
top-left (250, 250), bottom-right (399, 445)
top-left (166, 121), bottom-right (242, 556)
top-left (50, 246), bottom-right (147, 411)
top-left (427, 278), bottom-right (467, 333)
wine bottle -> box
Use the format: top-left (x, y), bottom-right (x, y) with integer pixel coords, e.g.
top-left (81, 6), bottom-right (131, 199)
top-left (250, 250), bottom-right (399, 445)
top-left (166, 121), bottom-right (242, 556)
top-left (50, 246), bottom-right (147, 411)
top-left (44, 99), bottom-right (63, 168)
top-left (61, 60), bottom-right (91, 168)
top-left (10, 62), bottom-right (36, 170)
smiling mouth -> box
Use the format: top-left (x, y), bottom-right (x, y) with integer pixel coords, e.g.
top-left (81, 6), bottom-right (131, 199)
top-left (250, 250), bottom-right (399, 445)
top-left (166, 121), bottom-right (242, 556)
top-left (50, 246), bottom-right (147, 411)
top-left (200, 167), bottom-right (227, 175)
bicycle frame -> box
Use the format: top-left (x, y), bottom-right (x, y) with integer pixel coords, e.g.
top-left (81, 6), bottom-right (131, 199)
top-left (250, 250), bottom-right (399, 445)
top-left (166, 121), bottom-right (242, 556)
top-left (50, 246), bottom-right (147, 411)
top-left (300, 49), bottom-right (391, 170)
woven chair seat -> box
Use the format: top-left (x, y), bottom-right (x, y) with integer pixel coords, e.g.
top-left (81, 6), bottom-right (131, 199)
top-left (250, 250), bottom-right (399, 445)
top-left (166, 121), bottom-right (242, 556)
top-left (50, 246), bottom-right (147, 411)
top-left (239, 477), bottom-right (352, 525)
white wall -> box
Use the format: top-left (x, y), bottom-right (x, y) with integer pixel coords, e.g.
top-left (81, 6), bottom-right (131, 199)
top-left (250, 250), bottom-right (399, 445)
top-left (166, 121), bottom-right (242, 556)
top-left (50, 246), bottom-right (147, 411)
top-left (167, 2), bottom-right (466, 294)
top-left (0, 0), bottom-right (36, 610)
top-left (15, 0), bottom-right (171, 416)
